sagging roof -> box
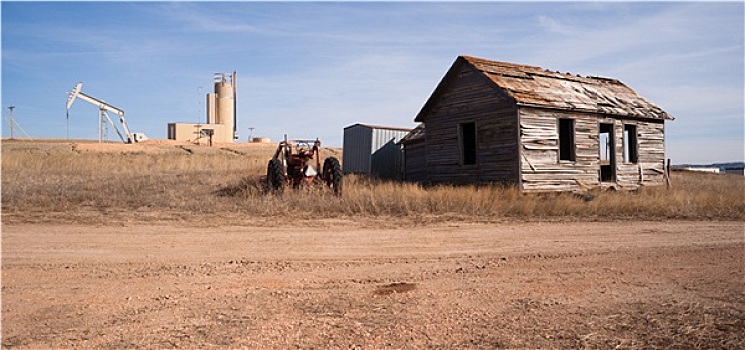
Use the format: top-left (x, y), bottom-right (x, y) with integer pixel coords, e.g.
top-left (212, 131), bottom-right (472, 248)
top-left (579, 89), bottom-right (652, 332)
top-left (398, 123), bottom-right (425, 145)
top-left (416, 55), bottom-right (673, 122)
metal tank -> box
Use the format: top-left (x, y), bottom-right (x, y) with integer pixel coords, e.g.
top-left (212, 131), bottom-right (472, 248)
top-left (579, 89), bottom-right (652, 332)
top-left (206, 93), bottom-right (216, 124)
top-left (206, 72), bottom-right (237, 142)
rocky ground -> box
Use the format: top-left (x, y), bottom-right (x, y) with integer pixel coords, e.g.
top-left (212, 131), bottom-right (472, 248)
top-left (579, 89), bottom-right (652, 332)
top-left (2, 221), bottom-right (743, 349)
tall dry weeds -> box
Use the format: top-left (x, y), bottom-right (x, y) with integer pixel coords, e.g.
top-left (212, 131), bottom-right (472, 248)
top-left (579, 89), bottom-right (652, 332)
top-left (2, 141), bottom-right (743, 225)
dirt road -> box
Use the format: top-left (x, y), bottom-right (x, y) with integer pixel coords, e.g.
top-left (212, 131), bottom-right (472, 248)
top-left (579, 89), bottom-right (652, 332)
top-left (2, 221), bottom-right (743, 349)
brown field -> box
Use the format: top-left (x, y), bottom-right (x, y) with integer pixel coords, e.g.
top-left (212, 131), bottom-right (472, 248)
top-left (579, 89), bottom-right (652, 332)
top-left (2, 140), bottom-right (744, 349)
top-left (2, 139), bottom-right (743, 225)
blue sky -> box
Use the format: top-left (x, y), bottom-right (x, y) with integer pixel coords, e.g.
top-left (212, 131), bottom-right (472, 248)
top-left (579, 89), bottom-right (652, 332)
top-left (2, 1), bottom-right (743, 164)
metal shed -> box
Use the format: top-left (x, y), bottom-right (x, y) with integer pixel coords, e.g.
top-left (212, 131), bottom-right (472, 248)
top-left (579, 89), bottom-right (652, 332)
top-left (342, 123), bottom-right (412, 179)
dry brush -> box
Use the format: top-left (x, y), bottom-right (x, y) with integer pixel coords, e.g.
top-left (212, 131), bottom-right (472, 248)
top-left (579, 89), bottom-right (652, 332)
top-left (2, 141), bottom-right (743, 225)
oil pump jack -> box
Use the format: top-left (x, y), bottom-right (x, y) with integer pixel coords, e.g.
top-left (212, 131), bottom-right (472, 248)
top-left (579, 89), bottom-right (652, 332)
top-left (66, 82), bottom-right (147, 143)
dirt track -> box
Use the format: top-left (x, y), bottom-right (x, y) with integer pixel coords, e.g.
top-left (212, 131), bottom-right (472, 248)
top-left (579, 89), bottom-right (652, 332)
top-left (2, 221), bottom-right (743, 349)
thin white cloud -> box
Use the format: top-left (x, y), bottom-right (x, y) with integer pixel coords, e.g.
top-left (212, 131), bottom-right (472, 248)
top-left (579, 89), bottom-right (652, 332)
top-left (153, 2), bottom-right (260, 34)
top-left (3, 2), bottom-right (742, 163)
top-left (521, 3), bottom-right (744, 164)
top-left (536, 15), bottom-right (577, 37)
top-left (529, 3), bottom-right (742, 70)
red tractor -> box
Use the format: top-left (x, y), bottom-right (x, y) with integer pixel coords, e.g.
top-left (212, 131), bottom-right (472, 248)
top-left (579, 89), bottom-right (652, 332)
top-left (266, 137), bottom-right (342, 195)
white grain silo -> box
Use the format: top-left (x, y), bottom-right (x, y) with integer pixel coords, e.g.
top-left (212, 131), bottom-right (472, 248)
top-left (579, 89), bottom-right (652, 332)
top-left (168, 71), bottom-right (239, 144)
top-left (205, 72), bottom-right (237, 142)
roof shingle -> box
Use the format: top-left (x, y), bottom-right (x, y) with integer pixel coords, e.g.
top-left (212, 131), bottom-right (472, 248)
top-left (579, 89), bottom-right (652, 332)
top-left (462, 55), bottom-right (673, 120)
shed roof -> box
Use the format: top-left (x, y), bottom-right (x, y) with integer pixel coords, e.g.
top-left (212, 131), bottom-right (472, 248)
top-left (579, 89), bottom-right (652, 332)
top-left (344, 123), bottom-right (413, 133)
top-left (398, 123), bottom-right (425, 145)
top-left (416, 56), bottom-right (673, 122)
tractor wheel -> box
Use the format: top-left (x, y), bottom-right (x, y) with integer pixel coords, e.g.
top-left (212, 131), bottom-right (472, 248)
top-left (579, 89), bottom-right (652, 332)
top-left (323, 157), bottom-right (343, 196)
top-left (266, 158), bottom-right (285, 193)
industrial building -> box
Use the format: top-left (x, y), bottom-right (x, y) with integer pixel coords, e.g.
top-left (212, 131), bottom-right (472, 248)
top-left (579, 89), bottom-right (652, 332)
top-left (167, 123), bottom-right (233, 144)
top-left (403, 55), bottom-right (674, 191)
top-left (168, 72), bottom-right (238, 144)
top-left (342, 123), bottom-right (412, 179)
top-left (725, 167), bottom-right (745, 176)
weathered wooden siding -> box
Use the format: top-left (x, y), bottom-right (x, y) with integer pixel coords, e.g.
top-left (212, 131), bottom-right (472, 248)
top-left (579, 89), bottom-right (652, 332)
top-left (616, 120), bottom-right (666, 188)
top-left (403, 140), bottom-right (427, 182)
top-left (520, 107), bottom-right (666, 191)
top-left (520, 108), bottom-right (600, 191)
top-left (412, 56), bottom-right (672, 191)
top-left (423, 64), bottom-right (519, 184)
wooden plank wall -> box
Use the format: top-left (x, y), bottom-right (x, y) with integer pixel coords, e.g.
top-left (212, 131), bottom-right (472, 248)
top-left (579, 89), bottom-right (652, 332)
top-left (423, 65), bottom-right (520, 184)
top-left (403, 140), bottom-right (427, 182)
top-left (520, 107), bottom-right (667, 191)
top-left (520, 108), bottom-right (599, 191)
top-left (616, 120), bottom-right (666, 188)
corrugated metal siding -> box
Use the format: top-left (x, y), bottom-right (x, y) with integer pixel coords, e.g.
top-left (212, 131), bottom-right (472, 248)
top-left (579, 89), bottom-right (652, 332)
top-left (343, 125), bottom-right (373, 173)
top-left (370, 128), bottom-right (410, 179)
top-left (343, 124), bottom-right (411, 178)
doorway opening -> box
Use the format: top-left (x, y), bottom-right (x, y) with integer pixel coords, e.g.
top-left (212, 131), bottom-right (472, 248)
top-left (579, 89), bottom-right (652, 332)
top-left (599, 123), bottom-right (616, 182)
top-left (459, 122), bottom-right (477, 165)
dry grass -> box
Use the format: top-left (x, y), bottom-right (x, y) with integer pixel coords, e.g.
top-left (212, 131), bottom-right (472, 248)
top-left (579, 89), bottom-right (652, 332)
top-left (2, 140), bottom-right (743, 226)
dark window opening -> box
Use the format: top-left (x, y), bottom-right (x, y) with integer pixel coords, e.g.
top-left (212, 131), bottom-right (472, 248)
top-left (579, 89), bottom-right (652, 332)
top-left (559, 119), bottom-right (575, 161)
top-left (623, 124), bottom-right (638, 164)
top-left (600, 123), bottom-right (615, 182)
top-left (460, 122), bottom-right (477, 165)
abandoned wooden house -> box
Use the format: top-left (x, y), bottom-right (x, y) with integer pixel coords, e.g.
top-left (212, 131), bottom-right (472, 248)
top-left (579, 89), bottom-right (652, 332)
top-left (402, 55), bottom-right (674, 191)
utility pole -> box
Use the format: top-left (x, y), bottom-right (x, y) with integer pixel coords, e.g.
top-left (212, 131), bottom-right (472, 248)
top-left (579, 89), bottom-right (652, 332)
top-left (197, 86), bottom-right (204, 124)
top-left (3, 106), bottom-right (32, 141)
top-left (8, 106), bottom-right (15, 139)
